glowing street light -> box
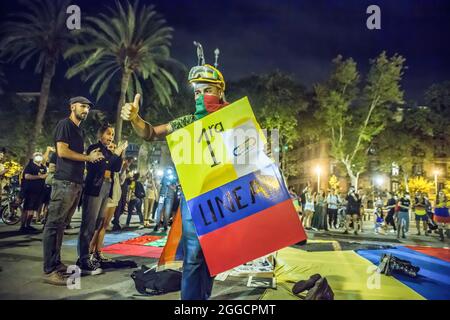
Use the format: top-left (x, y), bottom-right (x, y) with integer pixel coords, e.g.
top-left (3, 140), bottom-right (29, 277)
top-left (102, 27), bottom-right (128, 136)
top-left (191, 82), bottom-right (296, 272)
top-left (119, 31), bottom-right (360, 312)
top-left (433, 169), bottom-right (440, 194)
top-left (315, 166), bottom-right (322, 192)
top-left (374, 175), bottom-right (384, 188)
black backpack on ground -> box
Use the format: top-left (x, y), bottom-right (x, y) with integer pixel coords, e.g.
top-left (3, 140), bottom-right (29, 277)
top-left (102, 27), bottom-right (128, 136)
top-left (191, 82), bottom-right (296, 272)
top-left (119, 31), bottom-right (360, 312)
top-left (131, 265), bottom-right (182, 295)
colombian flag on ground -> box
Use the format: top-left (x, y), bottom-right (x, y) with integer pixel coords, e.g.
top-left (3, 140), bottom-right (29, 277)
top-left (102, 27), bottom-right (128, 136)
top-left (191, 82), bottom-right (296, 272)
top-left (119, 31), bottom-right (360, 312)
top-left (261, 243), bottom-right (450, 300)
top-left (163, 97), bottom-right (306, 276)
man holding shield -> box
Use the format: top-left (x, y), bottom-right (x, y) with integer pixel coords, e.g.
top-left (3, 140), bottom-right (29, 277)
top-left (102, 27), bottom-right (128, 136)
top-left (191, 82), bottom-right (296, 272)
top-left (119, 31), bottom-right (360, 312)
top-left (121, 44), bottom-right (228, 300)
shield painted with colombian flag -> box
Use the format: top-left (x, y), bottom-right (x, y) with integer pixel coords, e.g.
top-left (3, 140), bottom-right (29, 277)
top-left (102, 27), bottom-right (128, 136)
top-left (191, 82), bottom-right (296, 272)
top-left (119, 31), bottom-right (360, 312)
top-left (166, 97), bottom-right (306, 276)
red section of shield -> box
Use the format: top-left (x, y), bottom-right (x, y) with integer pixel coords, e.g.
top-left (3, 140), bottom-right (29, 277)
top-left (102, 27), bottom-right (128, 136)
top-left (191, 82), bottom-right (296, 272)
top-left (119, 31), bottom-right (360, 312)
top-left (198, 199), bottom-right (306, 276)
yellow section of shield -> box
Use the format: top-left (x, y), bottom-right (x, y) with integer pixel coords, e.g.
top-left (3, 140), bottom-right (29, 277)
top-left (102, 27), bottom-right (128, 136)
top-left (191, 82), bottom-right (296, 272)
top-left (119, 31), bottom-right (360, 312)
top-left (166, 97), bottom-right (266, 201)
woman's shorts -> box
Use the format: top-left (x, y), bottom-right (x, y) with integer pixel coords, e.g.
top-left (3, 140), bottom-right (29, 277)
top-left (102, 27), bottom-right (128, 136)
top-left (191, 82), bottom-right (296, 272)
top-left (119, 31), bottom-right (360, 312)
top-left (41, 186), bottom-right (52, 205)
top-left (415, 214), bottom-right (428, 222)
top-left (23, 191), bottom-right (43, 211)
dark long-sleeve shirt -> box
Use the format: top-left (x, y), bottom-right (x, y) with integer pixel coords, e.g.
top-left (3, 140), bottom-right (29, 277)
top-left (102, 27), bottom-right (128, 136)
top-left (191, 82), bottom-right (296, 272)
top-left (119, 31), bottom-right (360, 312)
top-left (84, 141), bottom-right (122, 197)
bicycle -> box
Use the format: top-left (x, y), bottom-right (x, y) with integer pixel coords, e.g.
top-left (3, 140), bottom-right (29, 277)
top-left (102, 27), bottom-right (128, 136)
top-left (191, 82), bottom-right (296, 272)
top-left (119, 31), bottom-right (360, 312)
top-left (1, 186), bottom-right (23, 225)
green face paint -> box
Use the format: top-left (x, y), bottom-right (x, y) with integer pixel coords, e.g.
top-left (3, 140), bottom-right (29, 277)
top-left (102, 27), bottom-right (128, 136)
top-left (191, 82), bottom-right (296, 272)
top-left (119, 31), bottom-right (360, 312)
top-left (194, 95), bottom-right (208, 119)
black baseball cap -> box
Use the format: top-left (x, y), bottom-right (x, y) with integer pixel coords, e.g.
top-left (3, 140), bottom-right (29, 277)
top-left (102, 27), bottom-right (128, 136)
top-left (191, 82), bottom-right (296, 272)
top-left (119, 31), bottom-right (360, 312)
top-left (69, 96), bottom-right (94, 107)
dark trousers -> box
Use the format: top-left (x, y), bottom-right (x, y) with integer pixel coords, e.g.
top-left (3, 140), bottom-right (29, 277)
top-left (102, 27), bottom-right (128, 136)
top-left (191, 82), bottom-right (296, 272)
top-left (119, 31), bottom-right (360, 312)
top-left (77, 181), bottom-right (111, 261)
top-left (327, 208), bottom-right (338, 228)
top-left (112, 185), bottom-right (127, 227)
top-left (126, 198), bottom-right (144, 225)
top-left (180, 197), bottom-right (214, 300)
top-left (43, 180), bottom-right (82, 274)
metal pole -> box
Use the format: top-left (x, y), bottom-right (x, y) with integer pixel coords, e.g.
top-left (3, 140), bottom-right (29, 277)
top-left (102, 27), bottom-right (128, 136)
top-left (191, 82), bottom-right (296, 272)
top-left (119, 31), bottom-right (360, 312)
top-left (435, 173), bottom-right (438, 194)
top-left (318, 172), bottom-right (320, 193)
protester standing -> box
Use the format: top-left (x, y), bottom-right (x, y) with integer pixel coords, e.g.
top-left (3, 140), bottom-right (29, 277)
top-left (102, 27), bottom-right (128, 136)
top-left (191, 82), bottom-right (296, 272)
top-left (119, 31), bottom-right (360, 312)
top-left (125, 173), bottom-right (146, 227)
top-left (413, 193), bottom-right (428, 236)
top-left (326, 189), bottom-right (339, 229)
top-left (345, 186), bottom-right (360, 235)
top-left (397, 192), bottom-right (411, 239)
top-left (384, 192), bottom-right (397, 233)
top-left (20, 152), bottom-right (47, 233)
top-left (42, 97), bottom-right (104, 286)
top-left (77, 124), bottom-right (126, 274)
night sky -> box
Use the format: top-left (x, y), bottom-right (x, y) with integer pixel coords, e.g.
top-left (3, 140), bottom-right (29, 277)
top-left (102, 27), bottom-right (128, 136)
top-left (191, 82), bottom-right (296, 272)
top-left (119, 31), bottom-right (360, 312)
top-left (1, 0), bottom-right (449, 103)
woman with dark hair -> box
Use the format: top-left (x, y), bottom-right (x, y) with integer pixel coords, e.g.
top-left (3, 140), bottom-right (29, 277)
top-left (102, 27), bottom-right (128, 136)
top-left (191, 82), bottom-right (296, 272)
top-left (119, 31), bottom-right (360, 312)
top-left (76, 124), bottom-right (126, 275)
top-left (89, 141), bottom-right (128, 263)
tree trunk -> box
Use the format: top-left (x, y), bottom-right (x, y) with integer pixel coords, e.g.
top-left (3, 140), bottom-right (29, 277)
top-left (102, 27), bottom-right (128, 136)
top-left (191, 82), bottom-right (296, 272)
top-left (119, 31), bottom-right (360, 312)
top-left (343, 160), bottom-right (359, 189)
top-left (403, 174), bottom-right (409, 193)
top-left (138, 142), bottom-right (150, 178)
top-left (115, 70), bottom-right (131, 143)
top-left (26, 59), bottom-right (55, 162)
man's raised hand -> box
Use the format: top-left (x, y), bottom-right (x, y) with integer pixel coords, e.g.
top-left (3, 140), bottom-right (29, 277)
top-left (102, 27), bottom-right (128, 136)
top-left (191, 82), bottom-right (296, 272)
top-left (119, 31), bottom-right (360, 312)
top-left (121, 94), bottom-right (141, 121)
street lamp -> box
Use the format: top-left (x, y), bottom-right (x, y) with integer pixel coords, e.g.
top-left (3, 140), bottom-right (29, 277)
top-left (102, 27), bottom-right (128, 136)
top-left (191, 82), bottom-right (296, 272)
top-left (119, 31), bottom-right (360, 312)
top-left (315, 166), bottom-right (322, 192)
top-left (433, 169), bottom-right (440, 194)
top-left (375, 175), bottom-right (384, 188)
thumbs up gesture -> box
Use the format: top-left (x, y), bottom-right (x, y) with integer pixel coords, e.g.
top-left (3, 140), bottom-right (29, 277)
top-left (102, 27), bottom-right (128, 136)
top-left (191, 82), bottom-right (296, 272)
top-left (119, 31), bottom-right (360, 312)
top-left (121, 94), bottom-right (141, 121)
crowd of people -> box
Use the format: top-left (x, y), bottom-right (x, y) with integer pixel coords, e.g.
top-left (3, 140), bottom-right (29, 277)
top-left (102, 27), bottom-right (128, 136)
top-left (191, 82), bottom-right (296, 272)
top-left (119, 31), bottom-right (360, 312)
top-left (289, 183), bottom-right (449, 241)
top-left (0, 96), bottom-right (182, 285)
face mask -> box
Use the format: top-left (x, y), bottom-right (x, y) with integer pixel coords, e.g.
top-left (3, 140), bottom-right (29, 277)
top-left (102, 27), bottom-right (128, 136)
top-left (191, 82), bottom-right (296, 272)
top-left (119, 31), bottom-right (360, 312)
top-left (405, 195), bottom-right (410, 200)
top-left (34, 155), bottom-right (43, 162)
top-left (194, 94), bottom-right (228, 120)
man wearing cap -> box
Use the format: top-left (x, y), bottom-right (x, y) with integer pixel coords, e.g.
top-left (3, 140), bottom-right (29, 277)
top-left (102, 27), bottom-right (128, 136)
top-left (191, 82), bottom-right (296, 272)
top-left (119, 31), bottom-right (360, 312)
top-left (121, 46), bottom-right (228, 299)
top-left (42, 96), bottom-right (104, 285)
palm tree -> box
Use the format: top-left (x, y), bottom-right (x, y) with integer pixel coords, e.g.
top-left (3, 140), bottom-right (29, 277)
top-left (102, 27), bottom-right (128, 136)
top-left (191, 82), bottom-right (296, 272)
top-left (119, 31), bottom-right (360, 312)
top-left (65, 1), bottom-right (180, 142)
top-left (0, 0), bottom-right (74, 160)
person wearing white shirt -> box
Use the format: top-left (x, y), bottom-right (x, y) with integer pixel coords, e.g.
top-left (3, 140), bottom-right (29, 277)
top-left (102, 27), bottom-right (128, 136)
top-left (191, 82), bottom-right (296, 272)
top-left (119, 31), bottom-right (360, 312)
top-left (327, 189), bottom-right (339, 229)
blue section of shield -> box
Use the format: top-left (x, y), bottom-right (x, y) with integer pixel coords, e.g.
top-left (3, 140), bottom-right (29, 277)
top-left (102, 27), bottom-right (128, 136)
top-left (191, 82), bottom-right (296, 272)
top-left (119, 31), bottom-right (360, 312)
top-left (186, 164), bottom-right (290, 236)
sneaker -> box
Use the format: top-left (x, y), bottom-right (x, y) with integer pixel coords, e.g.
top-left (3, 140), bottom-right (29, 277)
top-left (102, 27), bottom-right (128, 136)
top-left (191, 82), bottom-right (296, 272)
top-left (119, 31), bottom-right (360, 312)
top-left (43, 270), bottom-right (68, 286)
top-left (112, 224), bottom-right (121, 232)
top-left (311, 227), bottom-right (318, 231)
top-left (343, 230), bottom-right (349, 234)
top-left (19, 226), bottom-right (29, 233)
top-left (354, 230), bottom-right (358, 235)
top-left (56, 262), bottom-right (68, 273)
top-left (76, 258), bottom-right (103, 276)
top-left (95, 252), bottom-right (112, 263)
top-left (26, 225), bottom-right (39, 233)
top-left (138, 225), bottom-right (145, 229)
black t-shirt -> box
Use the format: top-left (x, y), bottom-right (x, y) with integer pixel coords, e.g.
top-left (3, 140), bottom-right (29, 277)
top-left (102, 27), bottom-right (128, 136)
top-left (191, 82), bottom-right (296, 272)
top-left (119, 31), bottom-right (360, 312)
top-left (346, 193), bottom-right (360, 213)
top-left (387, 198), bottom-right (396, 215)
top-left (23, 161), bottom-right (47, 193)
top-left (53, 118), bottom-right (85, 184)
top-left (398, 197), bottom-right (410, 213)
